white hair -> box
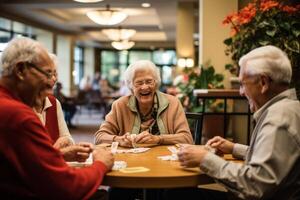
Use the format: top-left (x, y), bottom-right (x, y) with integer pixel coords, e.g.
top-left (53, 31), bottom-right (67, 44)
top-left (124, 60), bottom-right (161, 90)
top-left (49, 53), bottom-right (58, 68)
top-left (1, 37), bottom-right (47, 76)
top-left (239, 45), bottom-right (292, 84)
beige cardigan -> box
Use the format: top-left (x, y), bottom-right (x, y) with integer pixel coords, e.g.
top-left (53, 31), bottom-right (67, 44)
top-left (94, 91), bottom-right (193, 145)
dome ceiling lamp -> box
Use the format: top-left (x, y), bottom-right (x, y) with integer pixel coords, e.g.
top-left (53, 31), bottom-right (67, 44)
top-left (73, 0), bottom-right (104, 3)
top-left (101, 28), bottom-right (136, 41)
top-left (86, 5), bottom-right (128, 26)
top-left (111, 40), bottom-right (135, 50)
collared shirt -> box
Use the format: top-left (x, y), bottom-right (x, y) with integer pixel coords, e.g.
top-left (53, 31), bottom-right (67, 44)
top-left (200, 89), bottom-right (300, 200)
top-left (33, 97), bottom-right (73, 142)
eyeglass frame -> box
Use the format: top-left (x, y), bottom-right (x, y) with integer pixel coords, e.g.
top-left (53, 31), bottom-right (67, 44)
top-left (24, 62), bottom-right (57, 79)
top-left (238, 74), bottom-right (274, 90)
top-left (133, 78), bottom-right (156, 88)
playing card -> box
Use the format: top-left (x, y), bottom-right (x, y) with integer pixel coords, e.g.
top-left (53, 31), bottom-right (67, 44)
top-left (111, 142), bottom-right (119, 154)
top-left (112, 161), bottom-right (127, 170)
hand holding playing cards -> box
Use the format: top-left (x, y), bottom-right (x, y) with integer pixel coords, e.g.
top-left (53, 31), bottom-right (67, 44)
top-left (134, 131), bottom-right (160, 144)
top-left (93, 147), bottom-right (114, 170)
top-left (177, 145), bottom-right (208, 168)
top-left (116, 132), bottom-right (133, 147)
top-left (206, 136), bottom-right (234, 154)
top-left (61, 143), bottom-right (93, 162)
top-left (53, 137), bottom-right (74, 149)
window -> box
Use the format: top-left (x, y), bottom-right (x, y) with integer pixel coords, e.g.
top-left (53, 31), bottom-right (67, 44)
top-left (0, 17), bottom-right (36, 43)
top-left (100, 49), bottom-right (176, 88)
top-left (73, 46), bottom-right (84, 85)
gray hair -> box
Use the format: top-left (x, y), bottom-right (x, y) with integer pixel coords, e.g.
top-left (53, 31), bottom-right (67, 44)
top-left (239, 45), bottom-right (292, 84)
top-left (1, 37), bottom-right (47, 76)
top-left (124, 60), bottom-right (161, 90)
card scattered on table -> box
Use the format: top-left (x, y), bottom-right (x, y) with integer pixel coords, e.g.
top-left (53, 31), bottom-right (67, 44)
top-left (112, 161), bottom-right (127, 170)
top-left (116, 147), bottom-right (151, 154)
top-left (119, 167), bottom-right (150, 173)
top-left (157, 146), bottom-right (178, 161)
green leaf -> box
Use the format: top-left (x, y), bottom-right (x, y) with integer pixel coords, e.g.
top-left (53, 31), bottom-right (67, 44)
top-left (292, 29), bottom-right (300, 37)
top-left (284, 41), bottom-right (300, 53)
top-left (225, 64), bottom-right (233, 70)
top-left (266, 29), bottom-right (276, 37)
top-left (215, 74), bottom-right (224, 82)
top-left (258, 40), bottom-right (270, 46)
top-left (280, 22), bottom-right (291, 31)
top-left (224, 38), bottom-right (232, 46)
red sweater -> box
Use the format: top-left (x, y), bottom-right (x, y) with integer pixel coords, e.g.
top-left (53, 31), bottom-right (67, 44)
top-left (0, 86), bottom-right (108, 200)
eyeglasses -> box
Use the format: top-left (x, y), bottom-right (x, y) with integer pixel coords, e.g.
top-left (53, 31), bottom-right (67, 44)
top-left (133, 79), bottom-right (155, 88)
top-left (25, 62), bottom-right (57, 79)
top-left (238, 76), bottom-right (260, 89)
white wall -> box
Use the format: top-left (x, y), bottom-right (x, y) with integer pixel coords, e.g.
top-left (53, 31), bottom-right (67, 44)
top-left (199, 0), bottom-right (238, 88)
top-left (56, 35), bottom-right (74, 96)
top-left (36, 28), bottom-right (53, 53)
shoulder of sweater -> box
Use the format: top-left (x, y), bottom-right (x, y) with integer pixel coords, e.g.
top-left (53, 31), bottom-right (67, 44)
top-left (159, 92), bottom-right (180, 104)
top-left (112, 95), bottom-right (131, 106)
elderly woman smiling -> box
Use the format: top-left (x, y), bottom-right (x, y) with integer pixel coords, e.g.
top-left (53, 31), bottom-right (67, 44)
top-left (95, 60), bottom-right (193, 147)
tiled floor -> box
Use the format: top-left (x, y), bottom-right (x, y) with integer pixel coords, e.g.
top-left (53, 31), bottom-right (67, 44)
top-left (70, 109), bottom-right (104, 144)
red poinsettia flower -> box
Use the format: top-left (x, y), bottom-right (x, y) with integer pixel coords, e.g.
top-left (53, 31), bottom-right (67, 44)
top-left (260, 0), bottom-right (279, 12)
top-left (281, 5), bottom-right (298, 13)
top-left (238, 3), bottom-right (257, 25)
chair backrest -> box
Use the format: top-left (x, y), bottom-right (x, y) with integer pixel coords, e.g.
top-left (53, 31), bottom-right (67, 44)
top-left (185, 112), bottom-right (203, 145)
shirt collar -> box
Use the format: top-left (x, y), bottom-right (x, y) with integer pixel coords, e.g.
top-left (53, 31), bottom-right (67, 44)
top-left (42, 96), bottom-right (53, 112)
top-left (253, 88), bottom-right (298, 122)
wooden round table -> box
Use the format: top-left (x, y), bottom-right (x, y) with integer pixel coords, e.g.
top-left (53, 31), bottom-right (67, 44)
top-left (102, 145), bottom-right (214, 189)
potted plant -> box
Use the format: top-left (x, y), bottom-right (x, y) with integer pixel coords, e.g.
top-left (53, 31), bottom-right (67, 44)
top-left (222, 0), bottom-right (300, 98)
top-left (176, 65), bottom-right (225, 144)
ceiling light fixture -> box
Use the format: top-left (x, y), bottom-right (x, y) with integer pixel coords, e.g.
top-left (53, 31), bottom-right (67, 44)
top-left (111, 40), bottom-right (135, 50)
top-left (73, 0), bottom-right (104, 3)
top-left (102, 28), bottom-right (136, 41)
top-left (86, 5), bottom-right (128, 26)
top-left (177, 57), bottom-right (194, 68)
top-left (141, 3), bottom-right (151, 8)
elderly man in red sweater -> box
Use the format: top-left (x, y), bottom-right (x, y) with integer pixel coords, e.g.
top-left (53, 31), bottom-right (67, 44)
top-left (0, 37), bottom-right (114, 200)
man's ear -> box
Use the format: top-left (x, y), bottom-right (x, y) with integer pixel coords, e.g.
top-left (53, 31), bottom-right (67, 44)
top-left (260, 75), bottom-right (271, 94)
top-left (14, 62), bottom-right (26, 80)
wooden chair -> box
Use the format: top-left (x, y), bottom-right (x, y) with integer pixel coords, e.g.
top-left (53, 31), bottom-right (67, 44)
top-left (185, 112), bottom-right (203, 145)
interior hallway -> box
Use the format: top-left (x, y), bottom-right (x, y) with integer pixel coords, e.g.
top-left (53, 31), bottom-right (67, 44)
top-left (70, 108), bottom-right (104, 144)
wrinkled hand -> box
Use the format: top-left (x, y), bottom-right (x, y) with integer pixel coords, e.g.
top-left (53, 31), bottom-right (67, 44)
top-left (134, 131), bottom-right (160, 144)
top-left (117, 132), bottom-right (134, 147)
top-left (93, 147), bottom-right (114, 171)
top-left (54, 137), bottom-right (74, 149)
top-left (61, 143), bottom-right (93, 162)
top-left (177, 145), bottom-right (208, 168)
top-left (206, 136), bottom-right (234, 154)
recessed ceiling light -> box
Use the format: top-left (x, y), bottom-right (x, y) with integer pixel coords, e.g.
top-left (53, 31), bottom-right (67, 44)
top-left (141, 3), bottom-right (151, 8)
top-left (73, 0), bottom-right (104, 3)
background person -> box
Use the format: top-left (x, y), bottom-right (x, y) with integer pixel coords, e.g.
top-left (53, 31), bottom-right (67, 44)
top-left (53, 81), bottom-right (77, 128)
top-left (177, 45), bottom-right (300, 200)
top-left (95, 60), bottom-right (193, 147)
top-left (0, 37), bottom-right (114, 199)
